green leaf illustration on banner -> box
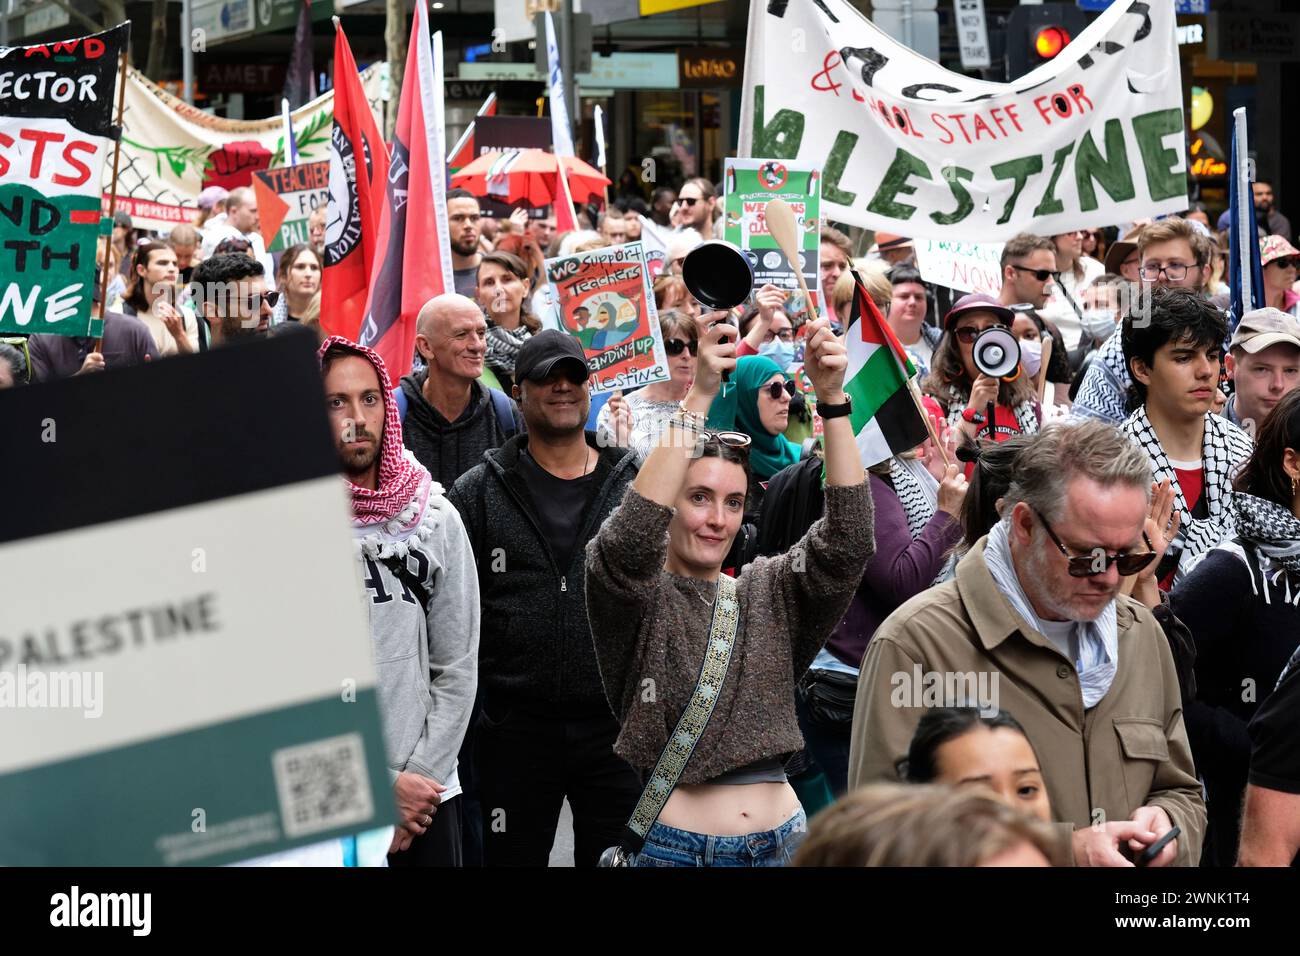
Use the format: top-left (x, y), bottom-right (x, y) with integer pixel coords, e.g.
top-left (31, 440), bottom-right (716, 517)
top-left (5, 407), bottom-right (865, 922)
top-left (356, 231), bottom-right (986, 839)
top-left (123, 138), bottom-right (212, 182)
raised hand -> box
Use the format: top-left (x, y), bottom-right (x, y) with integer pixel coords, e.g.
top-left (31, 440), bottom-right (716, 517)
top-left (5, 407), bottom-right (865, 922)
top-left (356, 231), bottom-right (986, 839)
top-left (689, 320), bottom-right (738, 400)
top-left (802, 317), bottom-right (847, 401)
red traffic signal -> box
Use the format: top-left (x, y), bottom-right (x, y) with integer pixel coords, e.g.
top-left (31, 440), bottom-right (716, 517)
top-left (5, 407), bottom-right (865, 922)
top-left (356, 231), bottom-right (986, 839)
top-left (1033, 26), bottom-right (1070, 59)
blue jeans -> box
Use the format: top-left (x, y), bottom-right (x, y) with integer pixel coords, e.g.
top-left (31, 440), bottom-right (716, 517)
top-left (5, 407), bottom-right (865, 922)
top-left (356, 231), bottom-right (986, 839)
top-left (632, 807), bottom-right (806, 867)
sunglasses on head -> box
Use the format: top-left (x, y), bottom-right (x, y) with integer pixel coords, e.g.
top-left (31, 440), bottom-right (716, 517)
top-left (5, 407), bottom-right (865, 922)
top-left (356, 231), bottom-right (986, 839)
top-left (697, 430), bottom-right (751, 448)
top-left (760, 380), bottom-right (797, 401)
top-left (1035, 508), bottom-right (1158, 577)
top-left (953, 323), bottom-right (1007, 344)
top-left (664, 337), bottom-right (698, 356)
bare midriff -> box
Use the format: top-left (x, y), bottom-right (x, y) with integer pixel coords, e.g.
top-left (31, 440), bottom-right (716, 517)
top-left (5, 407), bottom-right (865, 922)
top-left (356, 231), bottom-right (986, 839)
top-left (658, 781), bottom-right (800, 836)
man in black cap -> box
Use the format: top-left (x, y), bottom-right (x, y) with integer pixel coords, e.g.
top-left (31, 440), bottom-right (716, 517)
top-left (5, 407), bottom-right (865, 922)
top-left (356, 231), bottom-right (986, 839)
top-left (447, 330), bottom-right (642, 866)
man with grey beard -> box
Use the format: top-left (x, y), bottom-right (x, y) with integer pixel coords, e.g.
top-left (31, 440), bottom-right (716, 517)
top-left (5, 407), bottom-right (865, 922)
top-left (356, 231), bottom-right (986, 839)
top-left (848, 419), bottom-right (1205, 868)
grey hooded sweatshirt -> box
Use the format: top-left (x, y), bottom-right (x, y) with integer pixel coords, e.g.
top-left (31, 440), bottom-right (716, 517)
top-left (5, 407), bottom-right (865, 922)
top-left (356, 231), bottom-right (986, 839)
top-left (356, 488), bottom-right (480, 795)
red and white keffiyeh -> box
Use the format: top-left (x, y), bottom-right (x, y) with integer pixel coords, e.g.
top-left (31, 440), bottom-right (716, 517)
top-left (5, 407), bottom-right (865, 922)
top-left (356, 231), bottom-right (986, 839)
top-left (317, 335), bottom-right (432, 533)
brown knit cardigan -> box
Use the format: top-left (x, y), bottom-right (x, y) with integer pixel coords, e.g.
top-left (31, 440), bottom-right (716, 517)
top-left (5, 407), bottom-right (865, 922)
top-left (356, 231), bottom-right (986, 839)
top-left (584, 481), bottom-right (875, 783)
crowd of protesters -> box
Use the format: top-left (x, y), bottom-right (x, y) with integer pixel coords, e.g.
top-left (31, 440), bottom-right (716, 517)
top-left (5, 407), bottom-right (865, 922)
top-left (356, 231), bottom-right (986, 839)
top-left (8, 171), bottom-right (1300, 871)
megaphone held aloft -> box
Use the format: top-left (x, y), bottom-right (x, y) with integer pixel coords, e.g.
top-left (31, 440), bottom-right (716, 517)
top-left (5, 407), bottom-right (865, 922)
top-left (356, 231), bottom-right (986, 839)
top-left (972, 327), bottom-right (1022, 380)
top-left (681, 241), bottom-right (755, 312)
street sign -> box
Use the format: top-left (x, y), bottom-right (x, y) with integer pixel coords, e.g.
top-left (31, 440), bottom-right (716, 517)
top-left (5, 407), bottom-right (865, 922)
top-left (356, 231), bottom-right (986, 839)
top-left (954, 0), bottom-right (992, 70)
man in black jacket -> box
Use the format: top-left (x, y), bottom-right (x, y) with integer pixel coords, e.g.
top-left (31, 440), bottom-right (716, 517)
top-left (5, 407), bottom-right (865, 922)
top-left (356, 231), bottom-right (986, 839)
top-left (448, 330), bottom-right (640, 866)
top-left (401, 294), bottom-right (524, 490)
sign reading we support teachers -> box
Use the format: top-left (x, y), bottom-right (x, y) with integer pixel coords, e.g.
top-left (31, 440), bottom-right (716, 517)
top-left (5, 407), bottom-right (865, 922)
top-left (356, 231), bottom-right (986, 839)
top-left (0, 336), bottom-right (393, 866)
top-left (739, 0), bottom-right (1187, 241)
top-left (0, 23), bottom-right (129, 338)
top-left (542, 241), bottom-right (669, 394)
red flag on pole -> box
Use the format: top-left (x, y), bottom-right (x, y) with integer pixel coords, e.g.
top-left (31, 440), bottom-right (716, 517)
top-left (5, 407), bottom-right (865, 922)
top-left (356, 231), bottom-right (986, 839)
top-left (322, 17), bottom-right (389, 342)
top-left (358, 3), bottom-right (455, 379)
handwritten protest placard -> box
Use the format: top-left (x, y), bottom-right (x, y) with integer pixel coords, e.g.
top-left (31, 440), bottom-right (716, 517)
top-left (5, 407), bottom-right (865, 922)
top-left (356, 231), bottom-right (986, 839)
top-left (740, 0), bottom-right (1187, 240)
top-left (541, 241), bottom-right (669, 394)
top-left (724, 158), bottom-right (821, 308)
top-left (913, 238), bottom-right (1006, 297)
top-left (252, 161), bottom-right (328, 252)
top-left (0, 23), bottom-right (129, 338)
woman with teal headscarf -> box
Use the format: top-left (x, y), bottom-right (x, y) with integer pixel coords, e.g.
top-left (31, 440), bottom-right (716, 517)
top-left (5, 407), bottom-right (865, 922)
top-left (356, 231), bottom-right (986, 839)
top-left (708, 355), bottom-right (801, 513)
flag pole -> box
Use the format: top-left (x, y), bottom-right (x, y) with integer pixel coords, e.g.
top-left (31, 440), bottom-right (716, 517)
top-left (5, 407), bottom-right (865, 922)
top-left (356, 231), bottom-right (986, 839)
top-left (94, 43), bottom-right (131, 353)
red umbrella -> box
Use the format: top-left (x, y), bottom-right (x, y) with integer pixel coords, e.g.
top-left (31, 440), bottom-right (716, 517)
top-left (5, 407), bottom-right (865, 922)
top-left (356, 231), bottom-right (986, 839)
top-left (448, 148), bottom-right (610, 207)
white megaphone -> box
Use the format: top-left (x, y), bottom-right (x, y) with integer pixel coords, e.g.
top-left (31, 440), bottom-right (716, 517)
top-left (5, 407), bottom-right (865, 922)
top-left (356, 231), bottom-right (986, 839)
top-left (972, 327), bottom-right (1022, 381)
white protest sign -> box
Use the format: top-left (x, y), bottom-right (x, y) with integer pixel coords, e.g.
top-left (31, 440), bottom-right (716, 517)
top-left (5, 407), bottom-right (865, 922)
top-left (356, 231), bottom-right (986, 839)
top-left (913, 239), bottom-right (1005, 296)
top-left (739, 0), bottom-right (1187, 241)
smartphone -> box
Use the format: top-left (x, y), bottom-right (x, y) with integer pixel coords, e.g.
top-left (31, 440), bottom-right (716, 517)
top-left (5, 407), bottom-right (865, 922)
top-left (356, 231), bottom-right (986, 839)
top-left (1136, 825), bottom-right (1180, 866)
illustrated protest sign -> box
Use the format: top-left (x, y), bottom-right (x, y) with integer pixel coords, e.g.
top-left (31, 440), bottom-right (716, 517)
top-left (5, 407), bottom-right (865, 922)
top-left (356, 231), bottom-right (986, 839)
top-left (0, 335), bottom-right (393, 866)
top-left (0, 23), bottom-right (130, 338)
top-left (739, 0), bottom-right (1187, 241)
top-left (542, 241), bottom-right (669, 394)
top-left (723, 158), bottom-right (822, 309)
top-left (252, 161), bottom-right (328, 252)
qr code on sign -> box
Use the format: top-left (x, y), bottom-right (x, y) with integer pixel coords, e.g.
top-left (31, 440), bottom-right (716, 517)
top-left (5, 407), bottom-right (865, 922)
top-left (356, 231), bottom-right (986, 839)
top-left (272, 733), bottom-right (375, 839)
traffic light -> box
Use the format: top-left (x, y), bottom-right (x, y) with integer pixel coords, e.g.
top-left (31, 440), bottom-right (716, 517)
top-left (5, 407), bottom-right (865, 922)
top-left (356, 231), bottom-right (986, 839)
top-left (1005, 3), bottom-right (1090, 81)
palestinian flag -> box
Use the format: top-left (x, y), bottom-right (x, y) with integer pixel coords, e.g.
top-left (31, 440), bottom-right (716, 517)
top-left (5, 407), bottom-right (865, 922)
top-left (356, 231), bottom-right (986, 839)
top-left (843, 270), bottom-right (929, 467)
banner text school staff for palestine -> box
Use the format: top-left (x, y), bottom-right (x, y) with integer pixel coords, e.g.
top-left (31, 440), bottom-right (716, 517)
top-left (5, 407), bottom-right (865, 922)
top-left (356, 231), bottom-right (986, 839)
top-left (740, 0), bottom-right (1188, 241)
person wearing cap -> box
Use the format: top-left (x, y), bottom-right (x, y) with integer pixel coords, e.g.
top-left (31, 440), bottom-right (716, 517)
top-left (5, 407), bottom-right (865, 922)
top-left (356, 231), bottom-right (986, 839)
top-left (1103, 228), bottom-right (1143, 285)
top-left (872, 232), bottom-right (915, 267)
top-left (447, 329), bottom-right (642, 867)
top-left (1168, 386), bottom-right (1300, 866)
top-left (1259, 235), bottom-right (1300, 317)
top-left (1120, 286), bottom-right (1254, 590)
top-left (194, 185), bottom-right (229, 232)
top-left (1223, 307), bottom-right (1300, 433)
top-left (921, 292), bottom-right (1041, 459)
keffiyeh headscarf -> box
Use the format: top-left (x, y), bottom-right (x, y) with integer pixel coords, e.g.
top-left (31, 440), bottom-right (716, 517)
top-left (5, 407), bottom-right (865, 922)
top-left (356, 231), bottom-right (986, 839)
top-left (1228, 491), bottom-right (1300, 605)
top-left (1121, 408), bottom-right (1254, 578)
top-left (317, 336), bottom-right (437, 548)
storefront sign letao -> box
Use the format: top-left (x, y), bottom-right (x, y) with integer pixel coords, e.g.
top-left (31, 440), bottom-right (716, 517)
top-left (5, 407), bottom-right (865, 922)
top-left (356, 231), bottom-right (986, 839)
top-left (679, 48), bottom-right (742, 89)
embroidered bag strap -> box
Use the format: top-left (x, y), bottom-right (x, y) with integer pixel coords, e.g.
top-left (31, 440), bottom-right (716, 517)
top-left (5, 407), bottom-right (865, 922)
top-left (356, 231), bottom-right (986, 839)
top-left (616, 573), bottom-right (740, 856)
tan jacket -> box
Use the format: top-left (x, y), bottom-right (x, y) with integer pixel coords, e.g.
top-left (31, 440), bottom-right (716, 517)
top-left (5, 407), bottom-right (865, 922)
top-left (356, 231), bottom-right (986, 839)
top-left (847, 538), bottom-right (1206, 866)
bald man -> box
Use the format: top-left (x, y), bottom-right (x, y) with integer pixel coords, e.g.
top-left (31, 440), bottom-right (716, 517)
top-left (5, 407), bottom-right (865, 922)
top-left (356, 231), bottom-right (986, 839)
top-left (399, 294), bottom-right (525, 490)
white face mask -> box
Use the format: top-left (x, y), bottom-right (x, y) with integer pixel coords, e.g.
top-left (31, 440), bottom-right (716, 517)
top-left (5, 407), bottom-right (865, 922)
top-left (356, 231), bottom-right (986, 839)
top-left (1082, 308), bottom-right (1117, 340)
top-left (1019, 337), bottom-right (1043, 377)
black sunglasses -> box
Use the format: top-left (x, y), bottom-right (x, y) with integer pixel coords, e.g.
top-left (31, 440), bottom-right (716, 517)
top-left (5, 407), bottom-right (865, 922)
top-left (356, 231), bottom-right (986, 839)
top-left (760, 380), bottom-right (798, 401)
top-left (242, 290), bottom-right (279, 311)
top-left (679, 197), bottom-right (701, 207)
top-left (1269, 257), bottom-right (1299, 270)
top-left (954, 323), bottom-right (1007, 344)
top-left (1010, 265), bottom-right (1059, 283)
top-left (1035, 508), bottom-right (1157, 577)
top-left (664, 337), bottom-right (698, 356)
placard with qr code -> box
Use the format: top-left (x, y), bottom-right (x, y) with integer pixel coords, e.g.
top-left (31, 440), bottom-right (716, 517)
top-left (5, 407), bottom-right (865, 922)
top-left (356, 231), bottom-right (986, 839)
top-left (0, 335), bottom-right (394, 865)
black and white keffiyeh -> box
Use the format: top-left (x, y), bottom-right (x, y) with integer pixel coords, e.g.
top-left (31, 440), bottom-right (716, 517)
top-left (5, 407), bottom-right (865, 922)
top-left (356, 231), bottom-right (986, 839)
top-left (1227, 491), bottom-right (1300, 611)
top-left (936, 383), bottom-right (1040, 436)
top-left (889, 455), bottom-right (955, 585)
top-left (1070, 333), bottom-right (1130, 425)
top-left (1122, 408), bottom-right (1254, 578)
top-left (889, 456), bottom-right (938, 539)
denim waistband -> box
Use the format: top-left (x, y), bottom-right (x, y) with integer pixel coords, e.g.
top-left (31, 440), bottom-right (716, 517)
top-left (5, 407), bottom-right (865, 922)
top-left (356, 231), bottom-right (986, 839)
top-left (643, 807), bottom-right (805, 860)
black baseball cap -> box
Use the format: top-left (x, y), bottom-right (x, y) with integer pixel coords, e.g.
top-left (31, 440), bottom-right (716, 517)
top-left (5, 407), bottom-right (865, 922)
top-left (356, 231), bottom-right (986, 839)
top-left (515, 329), bottom-right (590, 383)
